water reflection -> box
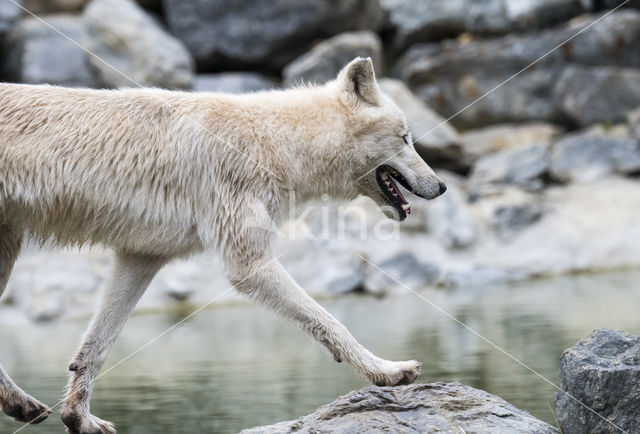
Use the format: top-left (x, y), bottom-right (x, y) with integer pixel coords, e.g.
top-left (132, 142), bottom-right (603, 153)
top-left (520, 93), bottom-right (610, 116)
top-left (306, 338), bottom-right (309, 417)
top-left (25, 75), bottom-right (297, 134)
top-left (1, 271), bottom-right (639, 433)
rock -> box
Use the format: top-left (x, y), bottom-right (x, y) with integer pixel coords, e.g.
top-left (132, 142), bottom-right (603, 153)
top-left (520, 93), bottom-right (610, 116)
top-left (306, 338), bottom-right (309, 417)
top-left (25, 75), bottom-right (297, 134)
top-left (363, 251), bottom-right (439, 295)
top-left (470, 142), bottom-right (550, 189)
top-left (283, 31), bottom-right (382, 86)
top-left (504, 0), bottom-right (585, 30)
top-left (555, 66), bottom-right (640, 127)
top-left (381, 0), bottom-right (584, 51)
top-left (378, 78), bottom-right (464, 171)
top-left (397, 10), bottom-right (640, 128)
top-left (556, 328), bottom-right (640, 434)
top-left (461, 122), bottom-right (563, 165)
top-left (194, 72), bottom-right (279, 93)
top-left (2, 14), bottom-right (98, 87)
top-left (440, 267), bottom-right (515, 288)
top-left (22, 0), bottom-right (88, 13)
top-left (492, 202), bottom-right (544, 239)
top-left (162, 0), bottom-right (384, 71)
top-left (0, 1), bottom-right (21, 35)
top-left (84, 0), bottom-right (194, 89)
top-left (28, 293), bottom-right (65, 322)
top-left (629, 105), bottom-right (640, 138)
top-left (242, 383), bottom-right (558, 433)
top-left (549, 127), bottom-right (640, 183)
top-left (425, 172), bottom-right (477, 249)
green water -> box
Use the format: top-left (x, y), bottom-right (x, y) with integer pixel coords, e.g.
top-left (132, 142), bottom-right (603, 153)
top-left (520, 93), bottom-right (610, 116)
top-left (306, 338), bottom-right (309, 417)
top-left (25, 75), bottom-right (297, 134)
top-left (1, 271), bottom-right (640, 433)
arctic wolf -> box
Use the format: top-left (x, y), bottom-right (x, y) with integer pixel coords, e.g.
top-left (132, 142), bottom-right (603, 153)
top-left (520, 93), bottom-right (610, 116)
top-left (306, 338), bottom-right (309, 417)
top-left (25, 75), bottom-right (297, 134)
top-left (0, 57), bottom-right (445, 433)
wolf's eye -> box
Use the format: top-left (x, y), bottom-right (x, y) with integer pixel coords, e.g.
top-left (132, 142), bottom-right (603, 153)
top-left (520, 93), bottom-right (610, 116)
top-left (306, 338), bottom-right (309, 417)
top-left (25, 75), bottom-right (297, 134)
top-left (402, 134), bottom-right (410, 145)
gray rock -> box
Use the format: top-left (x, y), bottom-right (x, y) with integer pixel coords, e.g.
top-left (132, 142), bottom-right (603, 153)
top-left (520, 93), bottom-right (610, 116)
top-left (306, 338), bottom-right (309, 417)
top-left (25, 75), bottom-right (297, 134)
top-left (0, 0), bottom-right (21, 35)
top-left (194, 72), bottom-right (279, 94)
top-left (162, 0), bottom-right (384, 71)
top-left (28, 293), bottom-right (65, 322)
top-left (283, 31), bottom-right (382, 86)
top-left (440, 267), bottom-right (515, 288)
top-left (550, 128), bottom-right (640, 182)
top-left (556, 328), bottom-right (640, 434)
top-left (3, 14), bottom-right (98, 87)
top-left (461, 122), bottom-right (563, 165)
top-left (22, 0), bottom-right (88, 13)
top-left (378, 78), bottom-right (464, 170)
top-left (242, 382), bottom-right (558, 434)
top-left (327, 273), bottom-right (364, 295)
top-left (363, 251), bottom-right (439, 295)
top-left (426, 172), bottom-right (477, 249)
top-left (397, 10), bottom-right (640, 128)
top-left (381, 0), bottom-right (584, 51)
top-left (555, 66), bottom-right (640, 127)
top-left (493, 203), bottom-right (544, 239)
top-left (629, 105), bottom-right (640, 138)
top-left (470, 142), bottom-right (550, 189)
top-left (84, 0), bottom-right (194, 89)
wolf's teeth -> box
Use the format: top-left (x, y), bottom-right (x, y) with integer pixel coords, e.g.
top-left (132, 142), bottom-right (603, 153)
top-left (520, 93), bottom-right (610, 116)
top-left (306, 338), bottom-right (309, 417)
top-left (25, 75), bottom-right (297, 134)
top-left (402, 204), bottom-right (410, 211)
top-left (381, 173), bottom-right (388, 181)
top-left (392, 192), bottom-right (397, 197)
top-left (385, 180), bottom-right (391, 187)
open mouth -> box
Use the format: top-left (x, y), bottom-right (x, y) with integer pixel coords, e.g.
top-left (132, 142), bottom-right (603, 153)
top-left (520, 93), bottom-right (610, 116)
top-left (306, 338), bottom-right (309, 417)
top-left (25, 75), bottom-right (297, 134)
top-left (375, 165), bottom-right (414, 220)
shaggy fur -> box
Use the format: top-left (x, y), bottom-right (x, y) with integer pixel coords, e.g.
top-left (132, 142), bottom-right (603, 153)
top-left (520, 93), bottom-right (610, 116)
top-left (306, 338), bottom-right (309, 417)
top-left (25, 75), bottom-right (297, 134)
top-left (0, 58), bottom-right (444, 433)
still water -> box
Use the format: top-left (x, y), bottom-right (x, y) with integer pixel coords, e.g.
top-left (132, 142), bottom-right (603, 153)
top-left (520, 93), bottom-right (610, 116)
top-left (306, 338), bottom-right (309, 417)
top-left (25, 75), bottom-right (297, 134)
top-left (1, 271), bottom-right (639, 433)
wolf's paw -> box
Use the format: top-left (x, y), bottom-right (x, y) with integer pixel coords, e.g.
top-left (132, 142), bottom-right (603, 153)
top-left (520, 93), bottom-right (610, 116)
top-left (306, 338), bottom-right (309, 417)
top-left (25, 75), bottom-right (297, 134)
top-left (2, 392), bottom-right (50, 424)
top-left (62, 409), bottom-right (116, 434)
top-left (369, 360), bottom-right (422, 387)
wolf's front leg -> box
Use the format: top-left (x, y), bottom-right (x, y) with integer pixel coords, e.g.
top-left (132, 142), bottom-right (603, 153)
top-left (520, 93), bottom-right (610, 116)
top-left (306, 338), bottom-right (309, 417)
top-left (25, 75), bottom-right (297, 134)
top-left (62, 253), bottom-right (165, 434)
top-left (229, 257), bottom-right (421, 386)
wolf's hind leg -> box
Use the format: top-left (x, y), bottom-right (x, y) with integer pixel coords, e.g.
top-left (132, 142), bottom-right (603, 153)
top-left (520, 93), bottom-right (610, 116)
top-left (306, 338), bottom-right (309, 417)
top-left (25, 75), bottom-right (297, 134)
top-left (0, 224), bottom-right (51, 424)
top-left (62, 253), bottom-right (165, 434)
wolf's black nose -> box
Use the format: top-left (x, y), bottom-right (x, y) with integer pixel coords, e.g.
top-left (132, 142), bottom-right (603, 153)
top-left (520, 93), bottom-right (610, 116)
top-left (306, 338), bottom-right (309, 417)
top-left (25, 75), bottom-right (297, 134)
top-left (438, 182), bottom-right (447, 195)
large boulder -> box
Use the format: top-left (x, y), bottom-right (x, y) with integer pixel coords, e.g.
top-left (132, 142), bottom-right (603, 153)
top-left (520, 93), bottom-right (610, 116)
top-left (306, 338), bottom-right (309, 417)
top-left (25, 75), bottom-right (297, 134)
top-left (162, 0), bottom-right (384, 71)
top-left (283, 31), bottom-right (382, 86)
top-left (555, 65), bottom-right (640, 127)
top-left (461, 122), bottom-right (563, 165)
top-left (549, 127), bottom-right (640, 183)
top-left (242, 383), bottom-right (558, 433)
top-left (84, 0), bottom-right (194, 89)
top-left (378, 78), bottom-right (464, 170)
top-left (194, 72), bottom-right (279, 94)
top-left (381, 0), bottom-right (585, 51)
top-left (397, 10), bottom-right (640, 129)
top-left (470, 142), bottom-right (550, 190)
top-left (2, 14), bottom-right (98, 87)
top-left (556, 328), bottom-right (640, 434)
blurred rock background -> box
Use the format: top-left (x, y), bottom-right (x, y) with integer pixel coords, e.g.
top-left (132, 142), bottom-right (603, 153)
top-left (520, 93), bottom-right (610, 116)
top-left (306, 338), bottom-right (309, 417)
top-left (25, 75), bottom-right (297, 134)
top-left (1, 0), bottom-right (640, 324)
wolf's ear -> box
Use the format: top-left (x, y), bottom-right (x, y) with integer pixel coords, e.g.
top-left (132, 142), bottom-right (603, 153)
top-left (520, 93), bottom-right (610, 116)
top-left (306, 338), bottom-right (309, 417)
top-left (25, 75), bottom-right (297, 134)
top-left (338, 57), bottom-right (380, 106)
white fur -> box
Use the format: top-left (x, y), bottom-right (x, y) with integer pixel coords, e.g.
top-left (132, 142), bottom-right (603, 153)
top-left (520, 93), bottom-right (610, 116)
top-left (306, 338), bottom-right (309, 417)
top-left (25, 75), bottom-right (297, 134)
top-left (0, 58), bottom-right (443, 433)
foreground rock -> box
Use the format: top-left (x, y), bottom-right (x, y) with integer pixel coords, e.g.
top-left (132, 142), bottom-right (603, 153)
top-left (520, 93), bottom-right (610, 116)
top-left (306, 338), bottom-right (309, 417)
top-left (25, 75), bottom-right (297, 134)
top-left (162, 0), bottom-right (384, 71)
top-left (242, 383), bottom-right (557, 433)
top-left (84, 0), bottom-right (194, 89)
top-left (556, 328), bottom-right (640, 434)
top-left (397, 10), bottom-right (640, 128)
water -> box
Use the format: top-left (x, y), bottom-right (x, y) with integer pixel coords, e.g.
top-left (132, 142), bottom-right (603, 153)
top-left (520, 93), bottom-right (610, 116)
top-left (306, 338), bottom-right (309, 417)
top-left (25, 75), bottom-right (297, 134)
top-left (1, 271), bottom-right (640, 433)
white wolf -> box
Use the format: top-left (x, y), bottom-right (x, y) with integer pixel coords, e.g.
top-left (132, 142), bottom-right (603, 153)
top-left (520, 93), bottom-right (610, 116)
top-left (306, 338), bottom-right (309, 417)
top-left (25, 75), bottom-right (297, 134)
top-left (0, 58), bottom-right (445, 433)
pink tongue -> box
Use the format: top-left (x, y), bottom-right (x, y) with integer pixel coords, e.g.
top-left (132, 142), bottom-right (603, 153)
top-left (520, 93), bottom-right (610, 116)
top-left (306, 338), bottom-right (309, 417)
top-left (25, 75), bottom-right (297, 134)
top-left (389, 178), bottom-right (408, 204)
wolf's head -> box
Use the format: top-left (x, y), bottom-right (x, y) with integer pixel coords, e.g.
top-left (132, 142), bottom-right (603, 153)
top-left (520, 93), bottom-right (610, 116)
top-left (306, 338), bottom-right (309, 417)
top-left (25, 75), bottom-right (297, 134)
top-left (331, 57), bottom-right (446, 222)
